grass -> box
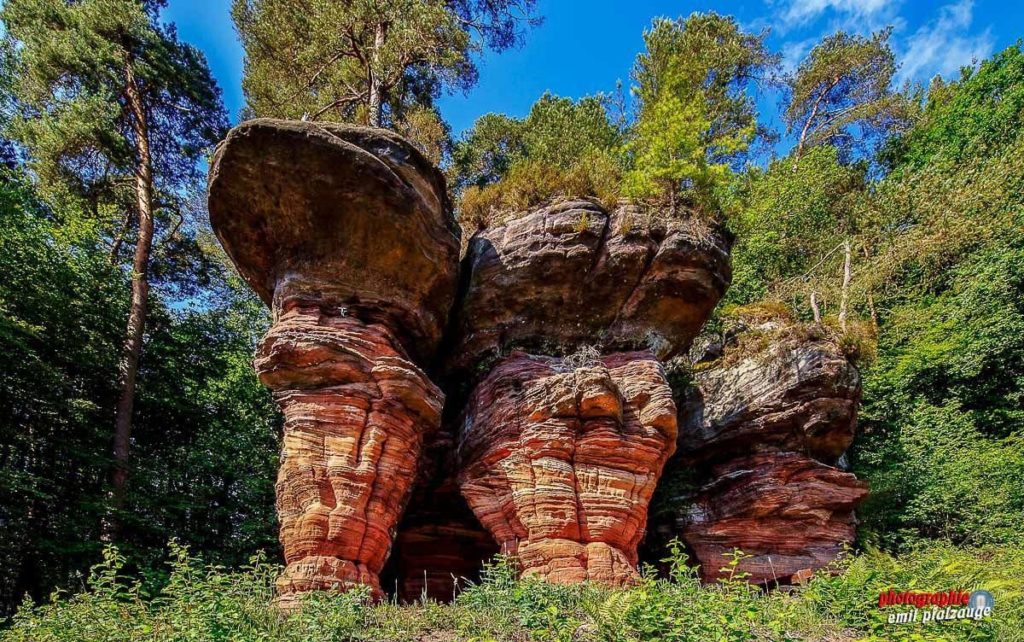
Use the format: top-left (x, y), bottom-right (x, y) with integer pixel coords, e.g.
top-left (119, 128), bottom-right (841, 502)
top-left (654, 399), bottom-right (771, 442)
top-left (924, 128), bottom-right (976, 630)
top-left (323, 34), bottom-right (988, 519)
top-left (2, 541), bottom-right (1022, 642)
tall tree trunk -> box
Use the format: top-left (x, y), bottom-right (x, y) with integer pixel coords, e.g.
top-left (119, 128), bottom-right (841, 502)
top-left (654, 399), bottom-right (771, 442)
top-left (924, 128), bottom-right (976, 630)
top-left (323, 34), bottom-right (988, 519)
top-left (792, 77), bottom-right (839, 171)
top-left (366, 21), bottom-right (386, 127)
top-left (102, 55), bottom-right (155, 541)
top-left (838, 239), bottom-right (852, 331)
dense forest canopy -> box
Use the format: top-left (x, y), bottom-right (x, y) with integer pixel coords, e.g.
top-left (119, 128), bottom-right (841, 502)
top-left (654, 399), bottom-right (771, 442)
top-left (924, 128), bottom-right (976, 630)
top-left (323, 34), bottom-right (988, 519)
top-left (0, 1), bottom-right (1023, 639)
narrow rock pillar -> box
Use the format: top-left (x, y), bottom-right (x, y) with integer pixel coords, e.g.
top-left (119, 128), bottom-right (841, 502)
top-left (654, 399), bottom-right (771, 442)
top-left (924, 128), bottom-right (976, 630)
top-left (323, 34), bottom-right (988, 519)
top-left (208, 120), bottom-right (459, 605)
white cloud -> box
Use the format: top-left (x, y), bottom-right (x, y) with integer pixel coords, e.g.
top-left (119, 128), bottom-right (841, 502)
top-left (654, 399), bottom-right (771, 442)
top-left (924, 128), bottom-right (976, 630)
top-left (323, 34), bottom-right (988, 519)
top-left (897, 0), bottom-right (994, 83)
top-left (780, 37), bottom-right (816, 73)
top-left (779, 0), bottom-right (896, 28)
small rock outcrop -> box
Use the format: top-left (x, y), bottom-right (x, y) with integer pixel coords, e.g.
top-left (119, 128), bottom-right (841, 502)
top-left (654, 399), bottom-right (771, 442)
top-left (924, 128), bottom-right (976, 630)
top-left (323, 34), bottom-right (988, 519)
top-left (208, 120), bottom-right (459, 605)
top-left (679, 332), bottom-right (861, 464)
top-left (655, 330), bottom-right (867, 584)
top-left (680, 452), bottom-right (867, 584)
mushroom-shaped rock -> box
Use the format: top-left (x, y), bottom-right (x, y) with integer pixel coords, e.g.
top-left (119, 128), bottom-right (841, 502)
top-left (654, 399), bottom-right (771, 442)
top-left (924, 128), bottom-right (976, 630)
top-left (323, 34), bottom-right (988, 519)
top-left (647, 327), bottom-right (866, 584)
top-left (209, 118), bottom-right (459, 361)
top-left (208, 120), bottom-right (459, 606)
top-left (458, 350), bottom-right (678, 586)
top-left (447, 201), bottom-right (732, 376)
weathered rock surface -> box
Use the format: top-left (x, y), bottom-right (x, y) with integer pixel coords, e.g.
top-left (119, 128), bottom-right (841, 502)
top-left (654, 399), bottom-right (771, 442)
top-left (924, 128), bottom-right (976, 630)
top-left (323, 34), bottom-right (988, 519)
top-left (679, 335), bottom-right (861, 465)
top-left (209, 120), bottom-right (459, 606)
top-left (209, 119), bottom-right (867, 598)
top-left (382, 480), bottom-right (499, 602)
top-left (651, 332), bottom-right (867, 584)
top-left (447, 201), bottom-right (732, 375)
top-left (458, 350), bottom-right (678, 585)
top-left (680, 453), bottom-right (867, 583)
top-left (209, 118), bottom-right (460, 362)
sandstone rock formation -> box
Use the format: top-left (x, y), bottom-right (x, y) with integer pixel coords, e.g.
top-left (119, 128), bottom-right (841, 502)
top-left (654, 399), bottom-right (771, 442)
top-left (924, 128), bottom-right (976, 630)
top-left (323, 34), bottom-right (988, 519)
top-left (447, 201), bottom-right (732, 586)
top-left (382, 480), bottom-right (498, 602)
top-left (680, 452), bottom-right (867, 584)
top-left (679, 332), bottom-right (861, 465)
top-left (382, 421), bottom-right (498, 602)
top-left (654, 330), bottom-right (867, 584)
top-left (208, 119), bottom-right (459, 605)
top-left (447, 200), bottom-right (732, 375)
top-left (459, 350), bottom-right (678, 585)
top-left (209, 121), bottom-right (866, 601)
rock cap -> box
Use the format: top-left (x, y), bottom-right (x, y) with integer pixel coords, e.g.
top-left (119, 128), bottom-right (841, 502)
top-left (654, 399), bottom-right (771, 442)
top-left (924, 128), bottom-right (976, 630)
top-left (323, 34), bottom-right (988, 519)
top-left (208, 119), bottom-right (460, 360)
top-left (448, 200), bottom-right (732, 375)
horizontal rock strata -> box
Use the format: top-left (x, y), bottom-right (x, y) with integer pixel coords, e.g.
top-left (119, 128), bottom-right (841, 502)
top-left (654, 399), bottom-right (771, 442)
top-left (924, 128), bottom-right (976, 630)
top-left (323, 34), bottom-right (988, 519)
top-left (681, 453), bottom-right (867, 583)
top-left (209, 120), bottom-right (867, 599)
top-left (661, 332), bottom-right (867, 584)
top-left (459, 351), bottom-right (678, 585)
top-left (209, 120), bottom-right (459, 606)
top-left (447, 200), bottom-right (732, 375)
top-left (258, 306), bottom-right (444, 602)
top-left (679, 336), bottom-right (861, 465)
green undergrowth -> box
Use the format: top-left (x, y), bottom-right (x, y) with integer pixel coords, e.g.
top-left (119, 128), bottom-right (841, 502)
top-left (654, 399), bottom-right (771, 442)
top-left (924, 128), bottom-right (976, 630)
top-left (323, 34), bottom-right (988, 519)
top-left (3, 541), bottom-right (1022, 642)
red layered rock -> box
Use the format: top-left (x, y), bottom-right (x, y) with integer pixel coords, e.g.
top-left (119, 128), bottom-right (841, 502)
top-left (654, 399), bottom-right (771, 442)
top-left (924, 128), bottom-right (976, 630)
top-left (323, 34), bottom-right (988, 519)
top-left (654, 330), bottom-right (867, 584)
top-left (447, 200), bottom-right (732, 374)
top-left (681, 453), bottom-right (867, 583)
top-left (208, 120), bottom-right (459, 606)
top-left (256, 306), bottom-right (444, 602)
top-left (382, 479), bottom-right (499, 602)
top-left (459, 351), bottom-right (678, 585)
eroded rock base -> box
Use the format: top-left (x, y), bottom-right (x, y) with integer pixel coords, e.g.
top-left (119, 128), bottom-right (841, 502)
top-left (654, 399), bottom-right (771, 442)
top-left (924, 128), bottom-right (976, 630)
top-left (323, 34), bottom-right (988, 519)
top-left (458, 351), bottom-right (677, 586)
top-left (682, 453), bottom-right (868, 584)
top-left (257, 304), bottom-right (443, 605)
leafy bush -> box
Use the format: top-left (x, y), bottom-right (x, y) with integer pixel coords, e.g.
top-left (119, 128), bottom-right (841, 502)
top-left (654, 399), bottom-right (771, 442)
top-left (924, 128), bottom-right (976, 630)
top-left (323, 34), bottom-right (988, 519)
top-left (4, 542), bottom-right (1022, 641)
top-left (458, 151), bottom-right (622, 230)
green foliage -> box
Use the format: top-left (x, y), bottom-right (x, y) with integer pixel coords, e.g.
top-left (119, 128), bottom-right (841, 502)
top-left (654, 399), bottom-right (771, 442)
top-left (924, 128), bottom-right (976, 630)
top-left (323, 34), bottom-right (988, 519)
top-left (854, 236), bottom-right (1024, 548)
top-left (519, 92), bottom-right (623, 171)
top-left (5, 542), bottom-right (1022, 641)
top-left (882, 45), bottom-right (1024, 172)
top-left (841, 45), bottom-right (1024, 552)
top-left (0, 168), bottom-right (280, 615)
top-left (2, 0), bottom-right (227, 213)
top-left (449, 112), bottom-right (526, 192)
top-left (451, 13), bottom-right (776, 225)
top-left (728, 145), bottom-right (867, 306)
top-left (785, 29), bottom-right (915, 164)
top-left (0, 168), bottom-right (125, 615)
top-left (233, 0), bottom-right (538, 133)
top-left (623, 13), bottom-right (775, 211)
top-left (453, 92), bottom-right (624, 228)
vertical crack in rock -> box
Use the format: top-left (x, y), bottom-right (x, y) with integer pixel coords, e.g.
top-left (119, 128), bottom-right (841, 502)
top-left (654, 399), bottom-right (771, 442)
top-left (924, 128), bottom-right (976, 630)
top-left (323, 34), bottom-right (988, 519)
top-left (208, 119), bottom-right (459, 607)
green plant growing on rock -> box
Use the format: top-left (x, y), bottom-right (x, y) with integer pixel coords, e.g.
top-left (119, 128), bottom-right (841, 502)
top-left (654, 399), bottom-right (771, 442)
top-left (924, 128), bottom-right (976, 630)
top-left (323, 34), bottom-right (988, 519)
top-left (623, 13), bottom-right (776, 214)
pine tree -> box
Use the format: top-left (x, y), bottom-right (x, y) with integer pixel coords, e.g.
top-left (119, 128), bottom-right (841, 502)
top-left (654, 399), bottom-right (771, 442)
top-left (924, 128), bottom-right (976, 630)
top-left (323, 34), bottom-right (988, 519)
top-left (624, 13), bottom-right (776, 211)
top-left (2, 0), bottom-right (228, 538)
top-left (232, 0), bottom-right (538, 129)
top-left (785, 29), bottom-right (916, 168)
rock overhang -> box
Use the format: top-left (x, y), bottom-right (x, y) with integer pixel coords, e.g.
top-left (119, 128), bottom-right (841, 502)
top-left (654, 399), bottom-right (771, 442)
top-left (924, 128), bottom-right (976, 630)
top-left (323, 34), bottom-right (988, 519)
top-left (208, 118), bottom-right (460, 359)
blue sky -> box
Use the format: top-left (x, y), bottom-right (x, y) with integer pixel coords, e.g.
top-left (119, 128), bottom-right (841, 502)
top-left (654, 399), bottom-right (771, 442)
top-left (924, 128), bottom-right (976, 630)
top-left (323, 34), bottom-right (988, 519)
top-left (164, 0), bottom-right (1023, 143)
